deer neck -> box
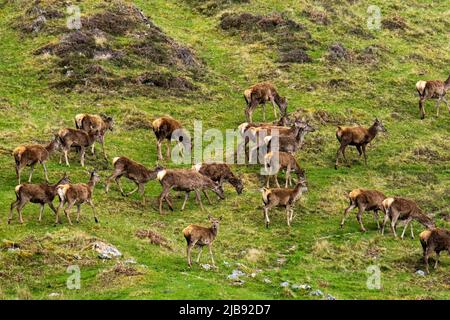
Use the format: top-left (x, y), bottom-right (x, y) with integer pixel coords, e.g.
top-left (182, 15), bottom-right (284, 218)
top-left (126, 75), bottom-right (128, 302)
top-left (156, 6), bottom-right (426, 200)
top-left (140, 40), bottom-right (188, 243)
top-left (273, 93), bottom-right (283, 109)
top-left (88, 178), bottom-right (97, 191)
top-left (444, 76), bottom-right (450, 90)
top-left (45, 140), bottom-right (58, 154)
top-left (367, 125), bottom-right (379, 142)
top-left (296, 129), bottom-right (307, 146)
top-left (292, 183), bottom-right (303, 200)
top-left (414, 211), bottom-right (433, 228)
top-left (209, 226), bottom-right (218, 238)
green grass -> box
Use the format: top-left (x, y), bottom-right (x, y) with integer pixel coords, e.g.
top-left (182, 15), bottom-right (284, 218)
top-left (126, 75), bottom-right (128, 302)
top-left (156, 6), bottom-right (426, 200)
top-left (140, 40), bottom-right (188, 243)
top-left (0, 0), bottom-right (449, 300)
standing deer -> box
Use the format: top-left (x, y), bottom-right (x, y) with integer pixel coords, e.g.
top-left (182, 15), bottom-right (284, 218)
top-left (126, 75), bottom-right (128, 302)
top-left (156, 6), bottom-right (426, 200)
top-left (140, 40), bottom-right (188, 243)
top-left (55, 171), bottom-right (100, 225)
top-left (335, 119), bottom-right (386, 169)
top-left (192, 162), bottom-right (243, 195)
top-left (340, 189), bottom-right (386, 232)
top-left (105, 156), bottom-right (161, 205)
top-left (152, 116), bottom-right (191, 161)
top-left (13, 135), bottom-right (61, 184)
top-left (244, 83), bottom-right (287, 122)
top-left (420, 228), bottom-right (450, 273)
top-left (417, 75), bottom-right (450, 119)
top-left (57, 128), bottom-right (100, 167)
top-left (75, 113), bottom-right (114, 159)
top-left (8, 173), bottom-right (70, 224)
top-left (183, 215), bottom-right (222, 267)
top-left (263, 151), bottom-right (305, 188)
top-left (381, 197), bottom-right (435, 239)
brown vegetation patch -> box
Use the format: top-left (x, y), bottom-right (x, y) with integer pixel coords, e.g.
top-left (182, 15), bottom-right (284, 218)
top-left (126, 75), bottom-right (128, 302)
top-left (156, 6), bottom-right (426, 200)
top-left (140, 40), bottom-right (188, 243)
top-left (327, 43), bottom-right (352, 62)
top-left (382, 15), bottom-right (408, 31)
top-left (185, 0), bottom-right (250, 16)
top-left (135, 72), bottom-right (196, 91)
top-left (14, 0), bottom-right (65, 34)
top-left (302, 9), bottom-right (330, 25)
top-left (412, 147), bottom-right (444, 163)
top-left (122, 110), bottom-right (153, 130)
top-left (279, 49), bottom-right (311, 64)
top-left (136, 229), bottom-right (173, 251)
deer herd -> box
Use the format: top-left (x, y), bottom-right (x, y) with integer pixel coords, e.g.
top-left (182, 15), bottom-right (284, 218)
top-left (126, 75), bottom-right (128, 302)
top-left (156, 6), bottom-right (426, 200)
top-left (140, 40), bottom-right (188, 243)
top-left (7, 78), bottom-right (450, 272)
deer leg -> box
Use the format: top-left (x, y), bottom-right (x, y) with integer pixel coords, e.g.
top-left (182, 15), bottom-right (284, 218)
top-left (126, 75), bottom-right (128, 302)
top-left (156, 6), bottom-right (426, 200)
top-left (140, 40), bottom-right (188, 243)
top-left (362, 145), bottom-right (368, 165)
top-left (38, 204), bottom-right (45, 222)
top-left (203, 190), bottom-right (212, 205)
top-left (91, 142), bottom-right (95, 155)
top-left (157, 140), bottom-right (163, 161)
top-left (373, 210), bottom-right (381, 230)
top-left (64, 149), bottom-right (70, 167)
top-left (434, 252), bottom-right (440, 269)
top-left (263, 203), bottom-right (276, 228)
top-left (16, 200), bottom-right (27, 224)
top-left (400, 217), bottom-right (412, 239)
top-left (8, 198), bottom-right (21, 224)
top-left (196, 246), bottom-right (203, 263)
top-left (424, 246), bottom-right (432, 274)
top-left (42, 162), bottom-right (49, 182)
top-left (436, 99), bottom-right (441, 116)
top-left (28, 164), bottom-right (35, 183)
top-left (186, 240), bottom-right (197, 267)
top-left (285, 166), bottom-right (290, 188)
top-left (101, 139), bottom-right (107, 160)
top-left (88, 199), bottom-right (98, 223)
top-left (442, 96), bottom-right (450, 113)
top-left (181, 192), bottom-right (189, 211)
top-left (286, 205), bottom-right (291, 227)
top-left (340, 202), bottom-right (355, 228)
top-left (270, 97), bottom-right (277, 119)
top-left (410, 223), bottom-right (415, 239)
top-left (262, 103), bottom-right (266, 121)
top-left (15, 164), bottom-right (21, 184)
top-left (194, 189), bottom-right (205, 211)
top-left (76, 204), bottom-right (81, 223)
top-left (80, 147), bottom-right (86, 167)
top-left (335, 144), bottom-right (344, 169)
top-left (64, 202), bottom-right (73, 225)
top-left (356, 145), bottom-right (362, 158)
top-left (208, 244), bottom-right (215, 267)
top-left (381, 212), bottom-right (390, 235)
top-left (158, 186), bottom-right (171, 214)
top-left (390, 211), bottom-right (399, 238)
top-left (166, 140), bottom-right (171, 160)
top-left (126, 182), bottom-right (139, 196)
top-left (55, 200), bottom-right (64, 225)
top-left (419, 97), bottom-right (426, 119)
top-left (275, 175), bottom-right (280, 188)
top-left (356, 204), bottom-right (367, 232)
top-left (48, 202), bottom-right (57, 215)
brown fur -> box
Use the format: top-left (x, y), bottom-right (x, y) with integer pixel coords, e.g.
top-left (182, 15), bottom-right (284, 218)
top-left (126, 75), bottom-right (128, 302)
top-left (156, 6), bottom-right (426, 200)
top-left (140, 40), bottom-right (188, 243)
top-left (261, 179), bottom-right (307, 228)
top-left (55, 171), bottom-right (100, 225)
top-left (105, 156), bottom-right (161, 204)
top-left (418, 75), bottom-right (450, 119)
top-left (75, 113), bottom-right (114, 159)
top-left (263, 151), bottom-right (305, 188)
top-left (57, 128), bottom-right (100, 167)
top-left (193, 162), bottom-right (243, 195)
top-left (8, 174), bottom-right (70, 224)
top-left (183, 215), bottom-right (222, 267)
top-left (244, 82), bottom-right (287, 122)
top-left (264, 121), bottom-right (315, 154)
top-left (156, 169), bottom-right (224, 214)
top-left (381, 197), bottom-right (435, 239)
top-left (340, 189), bottom-right (386, 231)
top-left (420, 228), bottom-right (450, 273)
top-left (13, 136), bottom-right (60, 184)
top-left (335, 119), bottom-right (386, 169)
top-left (152, 116), bottom-right (190, 160)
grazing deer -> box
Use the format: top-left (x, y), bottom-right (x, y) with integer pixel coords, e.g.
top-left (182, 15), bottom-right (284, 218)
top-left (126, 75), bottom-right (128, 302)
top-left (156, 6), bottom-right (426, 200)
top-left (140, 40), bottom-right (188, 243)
top-left (335, 119), bottom-right (386, 169)
top-left (152, 116), bottom-right (191, 161)
top-left (75, 113), bottom-right (114, 159)
top-left (156, 169), bottom-right (224, 214)
top-left (244, 83), bottom-right (287, 122)
top-left (418, 75), bottom-right (450, 119)
top-left (263, 151), bottom-right (305, 188)
top-left (420, 228), bottom-right (450, 273)
top-left (13, 135), bottom-right (61, 184)
top-left (381, 197), bottom-right (435, 239)
top-left (8, 173), bottom-right (70, 224)
top-left (105, 156), bottom-right (161, 204)
top-left (183, 215), bottom-right (222, 267)
top-left (261, 178), bottom-right (307, 228)
top-left (192, 162), bottom-right (243, 195)
top-left (55, 171), bottom-right (100, 225)
top-left (340, 189), bottom-right (386, 232)
top-left (57, 128), bottom-right (100, 167)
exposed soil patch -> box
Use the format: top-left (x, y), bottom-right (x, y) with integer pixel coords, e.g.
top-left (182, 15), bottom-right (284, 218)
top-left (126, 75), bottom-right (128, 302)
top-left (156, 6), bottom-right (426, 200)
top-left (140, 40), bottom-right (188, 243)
top-left (136, 229), bottom-right (173, 251)
top-left (135, 72), bottom-right (196, 91)
top-left (302, 9), bottom-right (330, 25)
top-left (279, 49), bottom-right (311, 64)
top-left (412, 147), bottom-right (445, 163)
top-left (327, 43), bottom-right (353, 62)
top-left (382, 15), bottom-right (408, 31)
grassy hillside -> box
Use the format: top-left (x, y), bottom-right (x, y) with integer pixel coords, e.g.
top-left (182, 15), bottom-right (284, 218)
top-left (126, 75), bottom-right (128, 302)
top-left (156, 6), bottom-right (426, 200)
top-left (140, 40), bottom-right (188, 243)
top-left (0, 0), bottom-right (449, 299)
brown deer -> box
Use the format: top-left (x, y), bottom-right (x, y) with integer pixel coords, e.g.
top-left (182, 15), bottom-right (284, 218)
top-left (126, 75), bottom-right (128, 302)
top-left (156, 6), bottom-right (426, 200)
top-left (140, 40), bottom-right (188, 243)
top-left (75, 113), bottom-right (114, 159)
top-left (340, 189), bottom-right (386, 232)
top-left (418, 75), bottom-right (450, 119)
top-left (420, 228), bottom-right (450, 273)
top-left (263, 121), bottom-right (316, 154)
top-left (152, 116), bottom-right (191, 161)
top-left (261, 178), bottom-right (307, 228)
top-left (244, 83), bottom-right (287, 122)
top-left (335, 119), bottom-right (386, 169)
top-left (8, 173), bottom-right (70, 224)
top-left (183, 215), bottom-right (222, 267)
top-left (55, 171), bottom-right (100, 225)
top-left (156, 169), bottom-right (224, 214)
top-left (193, 162), bottom-right (243, 195)
top-left (263, 151), bottom-right (305, 188)
top-left (105, 156), bottom-right (161, 205)
top-left (13, 135), bottom-right (61, 184)
top-left (381, 197), bottom-right (435, 239)
top-left (57, 128), bottom-right (100, 167)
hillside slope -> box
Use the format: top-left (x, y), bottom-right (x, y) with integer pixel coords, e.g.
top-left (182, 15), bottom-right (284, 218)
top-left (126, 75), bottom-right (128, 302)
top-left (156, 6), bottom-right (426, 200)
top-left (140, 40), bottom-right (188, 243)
top-left (0, 0), bottom-right (449, 299)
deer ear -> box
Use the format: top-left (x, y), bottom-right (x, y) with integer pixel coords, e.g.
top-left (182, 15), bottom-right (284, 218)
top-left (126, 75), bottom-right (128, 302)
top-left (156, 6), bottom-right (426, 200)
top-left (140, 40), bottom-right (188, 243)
top-left (208, 214), bottom-right (212, 221)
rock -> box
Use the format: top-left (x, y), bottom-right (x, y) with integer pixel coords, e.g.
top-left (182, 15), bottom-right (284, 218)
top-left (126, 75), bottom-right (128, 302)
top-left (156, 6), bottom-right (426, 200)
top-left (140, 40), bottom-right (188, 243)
top-left (227, 269), bottom-right (246, 280)
top-left (263, 278), bottom-right (272, 284)
top-left (48, 292), bottom-right (60, 297)
top-left (93, 241), bottom-right (122, 259)
top-left (326, 294), bottom-right (336, 300)
top-left (415, 270), bottom-right (426, 276)
top-left (292, 284), bottom-right (312, 290)
top-left (309, 289), bottom-right (324, 297)
top-left (280, 281), bottom-right (290, 287)
top-left (201, 264), bottom-right (211, 271)
top-left (124, 258), bottom-right (137, 265)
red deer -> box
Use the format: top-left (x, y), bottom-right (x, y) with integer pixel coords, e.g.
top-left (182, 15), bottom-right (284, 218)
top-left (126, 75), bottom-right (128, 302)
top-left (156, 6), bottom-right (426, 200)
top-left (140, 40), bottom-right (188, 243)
top-left (57, 128), bottom-right (100, 167)
top-left (335, 119), bottom-right (386, 169)
top-left (418, 75), bottom-right (450, 119)
top-left (263, 151), bottom-right (305, 188)
top-left (261, 178), bottom-right (307, 228)
top-left (105, 156), bottom-right (161, 204)
top-left (340, 189), bottom-right (386, 232)
top-left (420, 228), bottom-right (450, 273)
top-left (183, 215), bottom-right (222, 267)
top-left (152, 116), bottom-right (191, 161)
top-left (75, 113), bottom-right (114, 159)
top-left (8, 173), bottom-right (70, 224)
top-left (13, 135), bottom-right (61, 184)
top-left (55, 171), bottom-right (100, 225)
top-left (381, 197), bottom-right (435, 239)
top-left (192, 162), bottom-right (243, 195)
top-left (263, 121), bottom-right (316, 154)
top-left (244, 82), bottom-right (287, 122)
top-left (156, 169), bottom-right (224, 214)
